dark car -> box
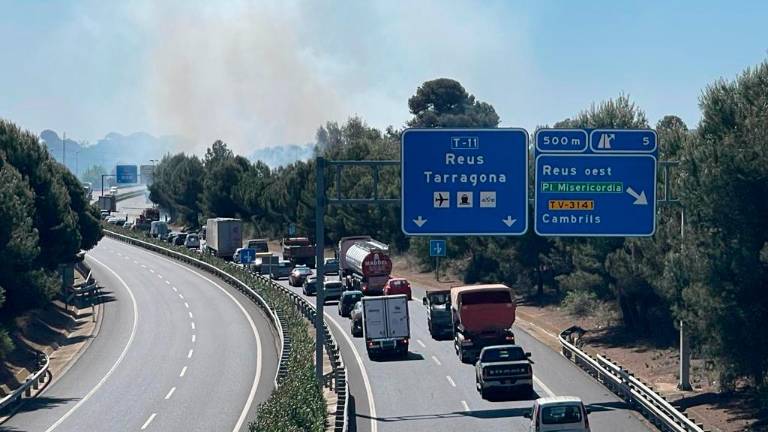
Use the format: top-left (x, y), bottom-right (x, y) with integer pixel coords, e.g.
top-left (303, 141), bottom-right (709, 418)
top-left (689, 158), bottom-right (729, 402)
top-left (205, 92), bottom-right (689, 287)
top-left (323, 258), bottom-right (339, 275)
top-left (166, 232), bottom-right (179, 243)
top-left (289, 266), bottom-right (313, 287)
top-left (338, 290), bottom-right (363, 317)
top-left (303, 276), bottom-right (318, 296)
top-left (173, 233), bottom-right (188, 246)
top-left (350, 301), bottom-right (363, 337)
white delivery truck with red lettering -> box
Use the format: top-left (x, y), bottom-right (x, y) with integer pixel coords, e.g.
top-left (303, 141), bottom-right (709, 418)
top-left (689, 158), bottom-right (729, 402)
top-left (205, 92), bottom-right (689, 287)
top-left (338, 236), bottom-right (392, 295)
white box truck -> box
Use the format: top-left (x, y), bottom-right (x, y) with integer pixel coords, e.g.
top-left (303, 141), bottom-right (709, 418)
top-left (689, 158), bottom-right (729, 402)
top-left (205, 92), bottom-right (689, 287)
top-left (362, 294), bottom-right (410, 358)
top-left (205, 218), bottom-right (242, 259)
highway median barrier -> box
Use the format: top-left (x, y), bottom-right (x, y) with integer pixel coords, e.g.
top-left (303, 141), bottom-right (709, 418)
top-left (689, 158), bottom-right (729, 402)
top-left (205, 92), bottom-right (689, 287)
top-left (102, 226), bottom-right (348, 432)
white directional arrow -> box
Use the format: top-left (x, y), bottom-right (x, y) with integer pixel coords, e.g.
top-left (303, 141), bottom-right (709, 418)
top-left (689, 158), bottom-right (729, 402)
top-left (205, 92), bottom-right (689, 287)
top-left (502, 216), bottom-right (517, 227)
top-left (413, 216), bottom-right (428, 227)
top-left (626, 187), bottom-right (648, 205)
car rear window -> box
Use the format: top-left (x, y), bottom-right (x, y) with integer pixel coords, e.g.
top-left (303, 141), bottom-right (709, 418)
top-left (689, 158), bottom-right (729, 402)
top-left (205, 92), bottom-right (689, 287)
top-left (325, 282), bottom-right (342, 288)
top-left (541, 405), bottom-right (583, 425)
top-left (461, 290), bottom-right (511, 305)
top-left (391, 280), bottom-right (408, 288)
top-left (481, 347), bottom-right (526, 362)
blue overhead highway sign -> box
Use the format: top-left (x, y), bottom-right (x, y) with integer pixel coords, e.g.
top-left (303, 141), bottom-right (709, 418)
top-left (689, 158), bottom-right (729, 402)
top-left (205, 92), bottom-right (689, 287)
top-left (401, 129), bottom-right (529, 236)
top-left (534, 129), bottom-right (657, 237)
top-left (116, 165), bottom-right (138, 184)
top-left (429, 239), bottom-right (446, 257)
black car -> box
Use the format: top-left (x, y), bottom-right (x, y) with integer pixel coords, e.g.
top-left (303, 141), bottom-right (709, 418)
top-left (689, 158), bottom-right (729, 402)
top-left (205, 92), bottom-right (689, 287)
top-left (338, 290), bottom-right (363, 317)
top-left (303, 276), bottom-right (317, 296)
top-left (173, 233), bottom-right (188, 246)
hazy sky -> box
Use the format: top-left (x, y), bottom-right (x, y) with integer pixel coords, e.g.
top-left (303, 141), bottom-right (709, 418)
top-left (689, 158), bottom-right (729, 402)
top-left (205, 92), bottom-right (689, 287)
top-left (1, 0), bottom-right (767, 154)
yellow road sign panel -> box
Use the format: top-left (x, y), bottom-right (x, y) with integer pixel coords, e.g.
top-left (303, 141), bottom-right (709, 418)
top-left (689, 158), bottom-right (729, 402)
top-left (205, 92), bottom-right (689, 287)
top-left (548, 200), bottom-right (594, 211)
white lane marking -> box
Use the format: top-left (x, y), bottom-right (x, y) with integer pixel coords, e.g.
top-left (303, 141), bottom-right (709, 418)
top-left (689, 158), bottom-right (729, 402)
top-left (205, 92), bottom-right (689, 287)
top-left (164, 387), bottom-right (176, 400)
top-left (431, 355), bottom-right (442, 366)
top-left (188, 349), bottom-right (194, 358)
top-left (416, 339), bottom-right (426, 348)
top-left (188, 312), bottom-right (194, 319)
top-left (191, 334), bottom-right (196, 343)
top-left (325, 312), bottom-right (378, 432)
top-left (172, 286), bottom-right (178, 292)
top-left (134, 260), bottom-right (139, 264)
top-left (44, 255), bottom-right (139, 432)
top-left (140, 413), bottom-right (156, 430)
top-left (184, 302), bottom-right (189, 308)
top-left (179, 366), bottom-right (188, 377)
top-left (124, 246), bottom-right (263, 432)
top-left (141, 264), bottom-right (147, 268)
top-left (149, 268), bottom-right (155, 273)
top-left (534, 374), bottom-right (556, 397)
top-left (190, 322), bottom-right (195, 330)
top-left (179, 294), bottom-right (184, 300)
top-left (446, 375), bottom-right (456, 387)
top-left (116, 252), bottom-right (122, 256)
top-left (157, 274), bottom-right (163, 279)
top-left (165, 280), bottom-right (170, 285)
top-left (461, 400), bottom-right (470, 412)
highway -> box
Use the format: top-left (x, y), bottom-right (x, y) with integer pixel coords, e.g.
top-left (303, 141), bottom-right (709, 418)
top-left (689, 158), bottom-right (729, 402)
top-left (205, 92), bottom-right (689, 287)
top-left (276, 276), bottom-right (653, 432)
top-left (1, 238), bottom-right (279, 432)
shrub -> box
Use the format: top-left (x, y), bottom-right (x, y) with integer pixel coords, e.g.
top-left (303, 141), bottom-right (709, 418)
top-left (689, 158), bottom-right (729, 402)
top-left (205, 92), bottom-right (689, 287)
top-left (562, 290), bottom-right (599, 318)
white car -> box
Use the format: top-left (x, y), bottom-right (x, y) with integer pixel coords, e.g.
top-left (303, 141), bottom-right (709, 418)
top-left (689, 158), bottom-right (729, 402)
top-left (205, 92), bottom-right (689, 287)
top-left (525, 396), bottom-right (591, 432)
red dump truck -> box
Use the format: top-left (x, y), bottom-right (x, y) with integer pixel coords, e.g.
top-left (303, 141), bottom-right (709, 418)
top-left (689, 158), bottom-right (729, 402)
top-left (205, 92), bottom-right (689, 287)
top-left (451, 284), bottom-right (517, 363)
top-left (281, 237), bottom-right (315, 268)
top-left (338, 236), bottom-right (392, 295)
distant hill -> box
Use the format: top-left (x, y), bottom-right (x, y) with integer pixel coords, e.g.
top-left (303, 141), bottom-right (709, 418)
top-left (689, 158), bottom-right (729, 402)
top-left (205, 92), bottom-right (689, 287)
top-left (248, 143), bottom-right (315, 168)
top-left (41, 130), bottom-right (184, 176)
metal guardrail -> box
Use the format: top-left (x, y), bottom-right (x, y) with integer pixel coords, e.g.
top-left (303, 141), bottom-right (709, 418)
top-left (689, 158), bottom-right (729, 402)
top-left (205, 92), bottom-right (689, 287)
top-left (0, 349), bottom-right (50, 413)
top-left (103, 230), bottom-right (286, 390)
top-left (558, 326), bottom-right (706, 432)
top-left (103, 231), bottom-right (349, 431)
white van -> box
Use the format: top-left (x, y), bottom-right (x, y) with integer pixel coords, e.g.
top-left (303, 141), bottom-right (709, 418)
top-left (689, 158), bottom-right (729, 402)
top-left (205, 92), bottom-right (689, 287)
top-left (150, 221), bottom-right (169, 239)
top-left (525, 396), bottom-right (591, 432)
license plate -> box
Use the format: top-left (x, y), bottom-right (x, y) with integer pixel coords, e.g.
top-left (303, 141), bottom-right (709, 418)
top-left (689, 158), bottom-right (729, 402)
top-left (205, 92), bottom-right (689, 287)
top-left (382, 340), bottom-right (396, 349)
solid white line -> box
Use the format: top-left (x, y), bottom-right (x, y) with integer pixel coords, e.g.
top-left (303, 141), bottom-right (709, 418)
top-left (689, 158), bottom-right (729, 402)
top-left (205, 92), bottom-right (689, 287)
top-left (140, 413), bottom-right (156, 430)
top-left (188, 349), bottom-right (193, 358)
top-left (446, 375), bottom-right (456, 387)
top-left (184, 302), bottom-right (189, 308)
top-left (190, 322), bottom-right (195, 330)
top-left (534, 374), bottom-right (556, 397)
top-left (461, 400), bottom-right (470, 412)
top-left (179, 366), bottom-right (188, 377)
top-left (164, 387), bottom-right (176, 400)
top-left (119, 242), bottom-right (263, 432)
top-left (432, 355), bottom-right (442, 366)
top-left (416, 339), bottom-right (426, 348)
top-left (44, 255), bottom-right (139, 432)
top-left (325, 313), bottom-right (378, 432)
top-left (189, 312), bottom-right (194, 319)
top-left (192, 334), bottom-right (196, 343)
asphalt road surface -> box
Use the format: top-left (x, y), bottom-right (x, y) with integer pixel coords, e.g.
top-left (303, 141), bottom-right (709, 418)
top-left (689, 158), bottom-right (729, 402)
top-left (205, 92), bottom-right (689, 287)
top-left (1, 238), bottom-right (279, 432)
top-left (275, 275), bottom-right (653, 432)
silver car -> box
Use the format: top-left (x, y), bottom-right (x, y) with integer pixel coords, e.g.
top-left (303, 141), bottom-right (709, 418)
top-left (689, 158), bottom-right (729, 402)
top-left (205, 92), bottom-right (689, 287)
top-left (322, 281), bottom-right (343, 304)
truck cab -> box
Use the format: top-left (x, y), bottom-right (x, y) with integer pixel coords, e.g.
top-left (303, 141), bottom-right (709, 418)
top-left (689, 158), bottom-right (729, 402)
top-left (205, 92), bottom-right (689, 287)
top-left (475, 344), bottom-right (533, 399)
top-left (423, 287), bottom-right (452, 339)
top-left (451, 284), bottom-right (516, 363)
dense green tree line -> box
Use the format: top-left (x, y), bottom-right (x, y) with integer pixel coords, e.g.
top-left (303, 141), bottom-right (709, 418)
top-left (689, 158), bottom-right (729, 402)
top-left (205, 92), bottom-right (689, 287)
top-left (149, 65), bottom-right (768, 395)
top-left (0, 120), bottom-right (103, 359)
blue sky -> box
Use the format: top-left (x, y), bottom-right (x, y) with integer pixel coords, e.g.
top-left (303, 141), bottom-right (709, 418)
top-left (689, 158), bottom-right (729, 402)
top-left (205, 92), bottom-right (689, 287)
top-left (1, 0), bottom-right (766, 154)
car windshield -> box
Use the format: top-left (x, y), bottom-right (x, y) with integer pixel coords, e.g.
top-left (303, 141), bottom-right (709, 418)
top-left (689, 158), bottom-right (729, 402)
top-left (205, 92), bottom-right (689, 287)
top-left (481, 346), bottom-right (526, 362)
top-left (428, 293), bottom-right (449, 305)
top-left (541, 405), bottom-right (583, 425)
top-left (325, 282), bottom-right (342, 289)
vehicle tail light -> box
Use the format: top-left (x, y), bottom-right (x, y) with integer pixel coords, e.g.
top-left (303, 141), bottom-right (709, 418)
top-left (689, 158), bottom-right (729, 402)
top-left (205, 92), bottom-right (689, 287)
top-left (402, 338), bottom-right (409, 344)
top-left (367, 341), bottom-right (374, 347)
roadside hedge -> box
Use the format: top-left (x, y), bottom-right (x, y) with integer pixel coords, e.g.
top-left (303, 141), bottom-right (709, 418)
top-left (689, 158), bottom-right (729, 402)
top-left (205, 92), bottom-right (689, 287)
top-left (103, 225), bottom-right (326, 431)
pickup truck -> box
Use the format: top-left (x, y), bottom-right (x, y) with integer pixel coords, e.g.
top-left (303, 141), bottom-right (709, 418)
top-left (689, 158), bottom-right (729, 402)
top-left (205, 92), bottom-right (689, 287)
top-left (475, 344), bottom-right (533, 399)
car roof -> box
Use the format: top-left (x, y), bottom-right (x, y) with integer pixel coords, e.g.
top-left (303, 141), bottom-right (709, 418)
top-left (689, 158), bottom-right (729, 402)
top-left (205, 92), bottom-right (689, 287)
top-left (536, 396), bottom-right (584, 405)
top-left (482, 344), bottom-right (523, 351)
top-left (343, 290), bottom-right (363, 296)
top-left (388, 277), bottom-right (407, 282)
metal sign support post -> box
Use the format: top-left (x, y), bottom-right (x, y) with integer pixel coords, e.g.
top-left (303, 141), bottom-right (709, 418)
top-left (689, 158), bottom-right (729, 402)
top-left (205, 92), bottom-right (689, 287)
top-left (101, 174), bottom-right (116, 197)
top-left (314, 157), bottom-right (399, 381)
top-left (658, 161), bottom-right (691, 391)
